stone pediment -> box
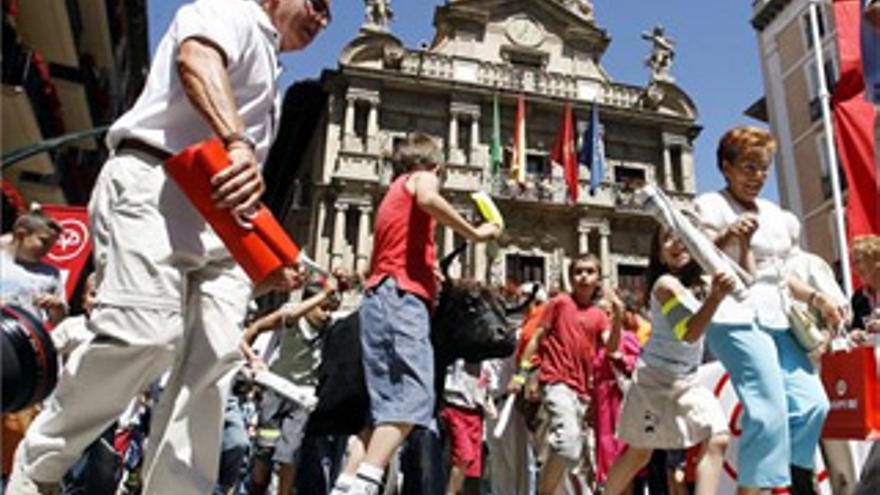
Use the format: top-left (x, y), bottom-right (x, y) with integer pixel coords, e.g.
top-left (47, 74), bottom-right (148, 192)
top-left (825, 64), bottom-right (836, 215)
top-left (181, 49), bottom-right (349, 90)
top-left (640, 80), bottom-right (699, 120)
top-left (339, 26), bottom-right (405, 70)
top-left (429, 0), bottom-right (609, 80)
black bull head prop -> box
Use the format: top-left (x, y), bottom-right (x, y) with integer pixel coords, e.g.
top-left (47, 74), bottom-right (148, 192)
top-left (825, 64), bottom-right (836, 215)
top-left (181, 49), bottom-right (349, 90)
top-left (305, 244), bottom-right (535, 436)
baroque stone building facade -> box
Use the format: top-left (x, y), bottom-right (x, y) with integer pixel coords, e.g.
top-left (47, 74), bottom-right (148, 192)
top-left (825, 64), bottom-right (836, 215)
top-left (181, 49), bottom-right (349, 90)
top-left (288, 0), bottom-right (700, 300)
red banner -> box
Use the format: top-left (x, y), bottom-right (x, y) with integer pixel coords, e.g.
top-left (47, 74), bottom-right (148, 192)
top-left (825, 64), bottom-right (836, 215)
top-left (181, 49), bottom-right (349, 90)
top-left (41, 205), bottom-right (92, 300)
top-left (832, 0), bottom-right (880, 241)
top-left (550, 103), bottom-right (578, 202)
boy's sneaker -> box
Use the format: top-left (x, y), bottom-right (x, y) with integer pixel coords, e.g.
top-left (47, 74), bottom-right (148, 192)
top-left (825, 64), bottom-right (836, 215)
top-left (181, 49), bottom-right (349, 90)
top-left (346, 478), bottom-right (381, 495)
top-left (329, 472), bottom-right (356, 495)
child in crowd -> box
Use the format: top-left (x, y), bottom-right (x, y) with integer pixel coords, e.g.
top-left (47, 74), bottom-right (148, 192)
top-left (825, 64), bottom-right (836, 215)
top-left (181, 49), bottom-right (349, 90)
top-left (240, 280), bottom-right (339, 495)
top-left (440, 359), bottom-right (491, 495)
top-left (335, 132), bottom-right (500, 495)
top-left (482, 282), bottom-right (546, 495)
top-left (591, 292), bottom-right (641, 490)
top-left (515, 254), bottom-right (623, 495)
top-left (51, 273), bottom-right (98, 360)
top-left (604, 226), bottom-right (733, 495)
top-left (0, 209), bottom-right (66, 324)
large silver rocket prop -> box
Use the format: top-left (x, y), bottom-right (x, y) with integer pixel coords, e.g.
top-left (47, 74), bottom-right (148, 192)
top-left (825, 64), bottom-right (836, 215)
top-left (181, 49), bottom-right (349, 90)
top-left (633, 185), bottom-right (753, 301)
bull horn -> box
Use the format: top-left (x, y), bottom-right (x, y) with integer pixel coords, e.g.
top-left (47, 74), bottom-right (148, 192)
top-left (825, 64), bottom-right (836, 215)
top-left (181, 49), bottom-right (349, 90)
top-left (504, 283), bottom-right (540, 315)
top-left (439, 242), bottom-right (468, 282)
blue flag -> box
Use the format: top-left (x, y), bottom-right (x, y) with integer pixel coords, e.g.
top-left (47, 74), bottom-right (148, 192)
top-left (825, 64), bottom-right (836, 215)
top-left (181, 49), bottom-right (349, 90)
top-left (578, 101), bottom-right (605, 195)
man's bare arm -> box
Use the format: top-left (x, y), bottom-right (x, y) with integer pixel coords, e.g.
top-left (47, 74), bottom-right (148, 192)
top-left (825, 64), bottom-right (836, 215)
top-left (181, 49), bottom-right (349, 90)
top-left (411, 172), bottom-right (500, 242)
top-left (176, 37), bottom-right (243, 141)
top-left (176, 38), bottom-right (263, 215)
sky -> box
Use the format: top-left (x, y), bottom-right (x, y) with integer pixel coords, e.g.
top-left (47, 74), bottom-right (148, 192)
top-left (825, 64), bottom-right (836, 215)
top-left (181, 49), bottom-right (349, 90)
top-left (147, 0), bottom-right (777, 200)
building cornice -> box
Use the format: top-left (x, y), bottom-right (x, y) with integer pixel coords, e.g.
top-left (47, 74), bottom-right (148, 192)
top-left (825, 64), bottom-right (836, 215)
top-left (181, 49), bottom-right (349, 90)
top-left (333, 60), bottom-right (698, 129)
top-left (751, 0), bottom-right (795, 31)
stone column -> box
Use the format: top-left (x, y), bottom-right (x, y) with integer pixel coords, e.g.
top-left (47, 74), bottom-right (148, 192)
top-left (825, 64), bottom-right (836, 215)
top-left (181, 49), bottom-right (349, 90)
top-left (344, 98), bottom-right (356, 139)
top-left (662, 146), bottom-right (673, 191)
top-left (682, 144), bottom-right (696, 193)
top-left (450, 114), bottom-right (459, 150)
top-left (469, 115), bottom-right (480, 165)
top-left (474, 242), bottom-right (488, 284)
top-left (443, 225), bottom-right (461, 278)
top-left (578, 226), bottom-right (591, 255)
top-left (315, 198), bottom-right (329, 268)
top-left (366, 100), bottom-right (379, 152)
top-left (356, 205), bottom-right (372, 276)
top-left (599, 221), bottom-right (611, 289)
top-left (448, 112), bottom-right (459, 162)
top-left (554, 247), bottom-right (565, 290)
top-left (331, 202), bottom-right (349, 270)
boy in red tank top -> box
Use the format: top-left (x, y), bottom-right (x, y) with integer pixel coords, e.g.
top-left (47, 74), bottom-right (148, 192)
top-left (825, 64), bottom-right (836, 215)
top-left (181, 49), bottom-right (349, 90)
top-left (513, 254), bottom-right (624, 495)
top-left (336, 132), bottom-right (500, 495)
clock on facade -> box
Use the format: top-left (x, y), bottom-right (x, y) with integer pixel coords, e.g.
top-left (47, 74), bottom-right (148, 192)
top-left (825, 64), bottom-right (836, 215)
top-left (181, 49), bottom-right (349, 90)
top-left (506, 16), bottom-right (544, 47)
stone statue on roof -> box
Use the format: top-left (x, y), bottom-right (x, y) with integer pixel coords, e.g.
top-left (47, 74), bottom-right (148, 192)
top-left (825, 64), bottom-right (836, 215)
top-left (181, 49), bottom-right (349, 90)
top-left (365, 0), bottom-right (393, 29)
top-left (642, 25), bottom-right (675, 83)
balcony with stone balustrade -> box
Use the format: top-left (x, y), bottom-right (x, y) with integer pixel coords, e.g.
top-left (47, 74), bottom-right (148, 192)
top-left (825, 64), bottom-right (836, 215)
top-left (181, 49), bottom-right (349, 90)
top-left (396, 49), bottom-right (646, 111)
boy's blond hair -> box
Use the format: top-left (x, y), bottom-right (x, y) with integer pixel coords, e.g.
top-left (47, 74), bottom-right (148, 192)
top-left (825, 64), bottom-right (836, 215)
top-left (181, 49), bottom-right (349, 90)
top-left (392, 132), bottom-right (443, 178)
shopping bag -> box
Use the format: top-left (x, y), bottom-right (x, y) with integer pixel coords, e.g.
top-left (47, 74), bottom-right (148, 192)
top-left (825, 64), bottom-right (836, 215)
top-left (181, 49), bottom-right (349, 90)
top-left (820, 338), bottom-right (880, 440)
top-left (163, 139), bottom-right (300, 284)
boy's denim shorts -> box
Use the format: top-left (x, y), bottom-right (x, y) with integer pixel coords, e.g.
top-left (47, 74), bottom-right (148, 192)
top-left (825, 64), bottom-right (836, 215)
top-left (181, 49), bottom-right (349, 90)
top-left (359, 277), bottom-right (435, 428)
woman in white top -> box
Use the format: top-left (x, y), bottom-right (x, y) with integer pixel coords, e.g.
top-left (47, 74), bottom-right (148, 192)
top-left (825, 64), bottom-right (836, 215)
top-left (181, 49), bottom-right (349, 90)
top-left (694, 126), bottom-right (843, 495)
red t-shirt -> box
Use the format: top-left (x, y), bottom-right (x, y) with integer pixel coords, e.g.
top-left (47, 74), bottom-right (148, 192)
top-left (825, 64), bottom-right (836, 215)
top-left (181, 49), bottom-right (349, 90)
top-left (537, 294), bottom-right (608, 397)
top-left (366, 173), bottom-right (438, 302)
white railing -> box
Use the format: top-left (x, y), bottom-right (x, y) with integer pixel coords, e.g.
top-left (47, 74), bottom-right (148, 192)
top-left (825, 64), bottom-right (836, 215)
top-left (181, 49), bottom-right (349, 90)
top-left (397, 49), bottom-right (643, 109)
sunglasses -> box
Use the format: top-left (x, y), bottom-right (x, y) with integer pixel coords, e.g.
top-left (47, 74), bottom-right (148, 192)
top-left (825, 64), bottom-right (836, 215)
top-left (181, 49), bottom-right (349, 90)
top-left (307, 0), bottom-right (332, 23)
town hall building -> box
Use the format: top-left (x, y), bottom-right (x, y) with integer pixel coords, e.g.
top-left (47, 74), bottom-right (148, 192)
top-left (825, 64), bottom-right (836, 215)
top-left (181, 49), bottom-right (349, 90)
top-left (275, 0), bottom-right (701, 301)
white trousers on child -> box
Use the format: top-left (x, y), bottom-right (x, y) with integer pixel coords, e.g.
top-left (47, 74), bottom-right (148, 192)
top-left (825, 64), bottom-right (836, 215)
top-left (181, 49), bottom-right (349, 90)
top-left (14, 151), bottom-right (252, 495)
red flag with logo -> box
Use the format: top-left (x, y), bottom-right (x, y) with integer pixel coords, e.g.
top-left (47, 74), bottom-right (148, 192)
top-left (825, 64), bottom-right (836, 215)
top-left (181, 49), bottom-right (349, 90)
top-left (41, 205), bottom-right (92, 300)
top-left (832, 0), bottom-right (879, 241)
top-left (550, 103), bottom-right (578, 202)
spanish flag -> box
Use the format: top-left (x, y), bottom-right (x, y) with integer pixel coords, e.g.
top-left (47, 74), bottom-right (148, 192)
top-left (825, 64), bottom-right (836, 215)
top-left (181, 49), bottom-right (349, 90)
top-left (511, 95), bottom-right (527, 184)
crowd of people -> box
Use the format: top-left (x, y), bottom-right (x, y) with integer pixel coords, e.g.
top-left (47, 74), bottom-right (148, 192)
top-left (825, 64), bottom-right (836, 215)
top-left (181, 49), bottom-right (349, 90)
top-left (1, 1), bottom-right (879, 495)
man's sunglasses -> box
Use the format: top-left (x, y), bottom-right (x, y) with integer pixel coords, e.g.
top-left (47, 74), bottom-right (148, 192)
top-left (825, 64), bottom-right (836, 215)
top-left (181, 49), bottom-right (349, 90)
top-left (308, 0), bottom-right (332, 23)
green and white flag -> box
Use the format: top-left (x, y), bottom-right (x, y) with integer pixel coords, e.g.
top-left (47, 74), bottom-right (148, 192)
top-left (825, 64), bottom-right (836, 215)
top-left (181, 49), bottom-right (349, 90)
top-left (490, 94), bottom-right (502, 176)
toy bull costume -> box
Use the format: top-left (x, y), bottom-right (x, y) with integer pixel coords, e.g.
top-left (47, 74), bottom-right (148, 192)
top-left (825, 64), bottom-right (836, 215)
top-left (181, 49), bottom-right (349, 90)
top-left (307, 244), bottom-right (521, 437)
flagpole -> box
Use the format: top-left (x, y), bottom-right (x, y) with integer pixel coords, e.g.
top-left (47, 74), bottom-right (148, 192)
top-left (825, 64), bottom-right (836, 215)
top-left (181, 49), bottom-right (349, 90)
top-left (809, 0), bottom-right (853, 298)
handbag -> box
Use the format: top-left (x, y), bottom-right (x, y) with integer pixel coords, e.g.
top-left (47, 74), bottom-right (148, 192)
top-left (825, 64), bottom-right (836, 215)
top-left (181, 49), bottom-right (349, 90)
top-left (787, 302), bottom-right (827, 353)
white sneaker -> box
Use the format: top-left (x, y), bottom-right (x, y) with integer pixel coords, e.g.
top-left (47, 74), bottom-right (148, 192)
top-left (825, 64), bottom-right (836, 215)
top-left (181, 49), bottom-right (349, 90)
top-left (347, 477), bottom-right (381, 495)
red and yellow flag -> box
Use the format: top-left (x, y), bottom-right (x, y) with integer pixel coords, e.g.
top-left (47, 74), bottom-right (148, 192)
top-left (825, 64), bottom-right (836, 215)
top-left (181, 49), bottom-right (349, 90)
top-left (511, 95), bottom-right (527, 184)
